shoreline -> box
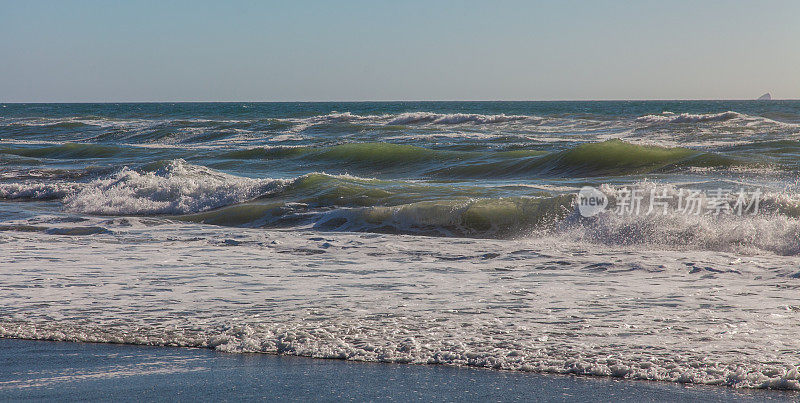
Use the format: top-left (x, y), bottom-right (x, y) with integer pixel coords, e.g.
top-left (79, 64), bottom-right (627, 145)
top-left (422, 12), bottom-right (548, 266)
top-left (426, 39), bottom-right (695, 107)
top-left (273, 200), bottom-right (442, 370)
top-left (1, 338), bottom-right (796, 401)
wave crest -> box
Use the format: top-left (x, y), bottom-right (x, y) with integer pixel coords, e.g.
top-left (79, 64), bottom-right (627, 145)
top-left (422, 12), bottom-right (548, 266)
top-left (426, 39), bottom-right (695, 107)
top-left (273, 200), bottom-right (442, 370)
top-left (61, 160), bottom-right (287, 215)
top-left (385, 112), bottom-right (531, 125)
top-left (224, 140), bottom-right (749, 178)
top-left (636, 111), bottom-right (742, 124)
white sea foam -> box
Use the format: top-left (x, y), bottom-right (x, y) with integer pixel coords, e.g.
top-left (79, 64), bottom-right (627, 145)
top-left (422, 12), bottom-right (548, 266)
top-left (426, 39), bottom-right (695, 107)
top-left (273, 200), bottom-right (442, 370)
top-left (0, 160), bottom-right (287, 215)
top-left (559, 204), bottom-right (800, 255)
top-left (385, 112), bottom-right (532, 125)
top-left (636, 111), bottom-right (743, 124)
top-left (634, 111), bottom-right (800, 128)
top-left (0, 182), bottom-right (80, 200)
top-left (1, 223), bottom-right (800, 390)
top-left (283, 112), bottom-right (538, 132)
top-left (551, 182), bottom-right (800, 255)
top-left (61, 160), bottom-right (287, 215)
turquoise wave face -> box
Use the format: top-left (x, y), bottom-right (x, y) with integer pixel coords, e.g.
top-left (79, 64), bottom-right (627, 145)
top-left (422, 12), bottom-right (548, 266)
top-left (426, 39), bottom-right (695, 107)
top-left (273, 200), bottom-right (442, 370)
top-left (217, 140), bottom-right (764, 178)
top-left (0, 139), bottom-right (779, 178)
top-left (2, 101), bottom-right (800, 244)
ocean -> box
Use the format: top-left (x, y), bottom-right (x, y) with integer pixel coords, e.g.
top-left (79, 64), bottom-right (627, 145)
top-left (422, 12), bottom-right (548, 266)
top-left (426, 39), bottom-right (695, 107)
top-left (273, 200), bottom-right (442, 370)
top-left (1, 101), bottom-right (800, 389)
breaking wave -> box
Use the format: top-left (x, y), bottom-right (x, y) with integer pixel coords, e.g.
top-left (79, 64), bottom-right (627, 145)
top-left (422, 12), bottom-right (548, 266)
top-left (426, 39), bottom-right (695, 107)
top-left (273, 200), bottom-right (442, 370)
top-left (0, 160), bottom-right (287, 215)
top-left (62, 160), bottom-right (288, 215)
top-left (636, 111), bottom-right (743, 124)
top-left (634, 111), bottom-right (800, 129)
top-left (287, 111), bottom-right (534, 126)
top-left (4, 161), bottom-right (799, 254)
top-left (5, 109), bottom-right (799, 150)
top-left (384, 112), bottom-right (531, 125)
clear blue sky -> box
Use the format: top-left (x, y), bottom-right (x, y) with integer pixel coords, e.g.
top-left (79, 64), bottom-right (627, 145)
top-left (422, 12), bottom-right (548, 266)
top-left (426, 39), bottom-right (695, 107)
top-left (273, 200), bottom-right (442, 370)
top-left (1, 0), bottom-right (798, 102)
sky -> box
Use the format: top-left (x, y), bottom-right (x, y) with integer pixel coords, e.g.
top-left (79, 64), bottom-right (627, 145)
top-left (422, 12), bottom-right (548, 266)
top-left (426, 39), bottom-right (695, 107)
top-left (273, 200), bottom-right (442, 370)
top-left (1, 0), bottom-right (799, 102)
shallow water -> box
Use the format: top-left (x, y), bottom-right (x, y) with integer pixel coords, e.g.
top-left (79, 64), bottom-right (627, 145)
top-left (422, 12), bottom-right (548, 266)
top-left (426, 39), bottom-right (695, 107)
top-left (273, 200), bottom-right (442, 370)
top-left (1, 101), bottom-right (800, 389)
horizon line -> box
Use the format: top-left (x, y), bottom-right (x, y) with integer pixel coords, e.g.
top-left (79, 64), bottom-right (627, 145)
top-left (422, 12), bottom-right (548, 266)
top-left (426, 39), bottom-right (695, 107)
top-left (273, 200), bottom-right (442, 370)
top-left (1, 98), bottom-right (796, 104)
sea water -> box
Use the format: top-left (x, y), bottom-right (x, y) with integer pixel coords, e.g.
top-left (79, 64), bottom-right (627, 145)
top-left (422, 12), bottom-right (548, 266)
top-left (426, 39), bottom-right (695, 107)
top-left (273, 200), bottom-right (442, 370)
top-left (1, 101), bottom-right (800, 389)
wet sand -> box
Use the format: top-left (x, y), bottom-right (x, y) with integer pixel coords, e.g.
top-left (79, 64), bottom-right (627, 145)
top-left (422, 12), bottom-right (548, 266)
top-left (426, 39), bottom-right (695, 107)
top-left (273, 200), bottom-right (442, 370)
top-left (0, 339), bottom-right (795, 402)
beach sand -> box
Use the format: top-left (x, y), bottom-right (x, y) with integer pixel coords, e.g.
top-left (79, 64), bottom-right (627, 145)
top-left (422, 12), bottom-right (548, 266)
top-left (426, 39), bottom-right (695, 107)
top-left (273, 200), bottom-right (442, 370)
top-left (0, 338), bottom-right (795, 402)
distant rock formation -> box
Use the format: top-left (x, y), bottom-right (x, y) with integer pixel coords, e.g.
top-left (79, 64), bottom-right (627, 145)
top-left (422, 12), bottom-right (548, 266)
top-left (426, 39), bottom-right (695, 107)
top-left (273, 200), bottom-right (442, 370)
top-left (757, 93), bottom-right (772, 101)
